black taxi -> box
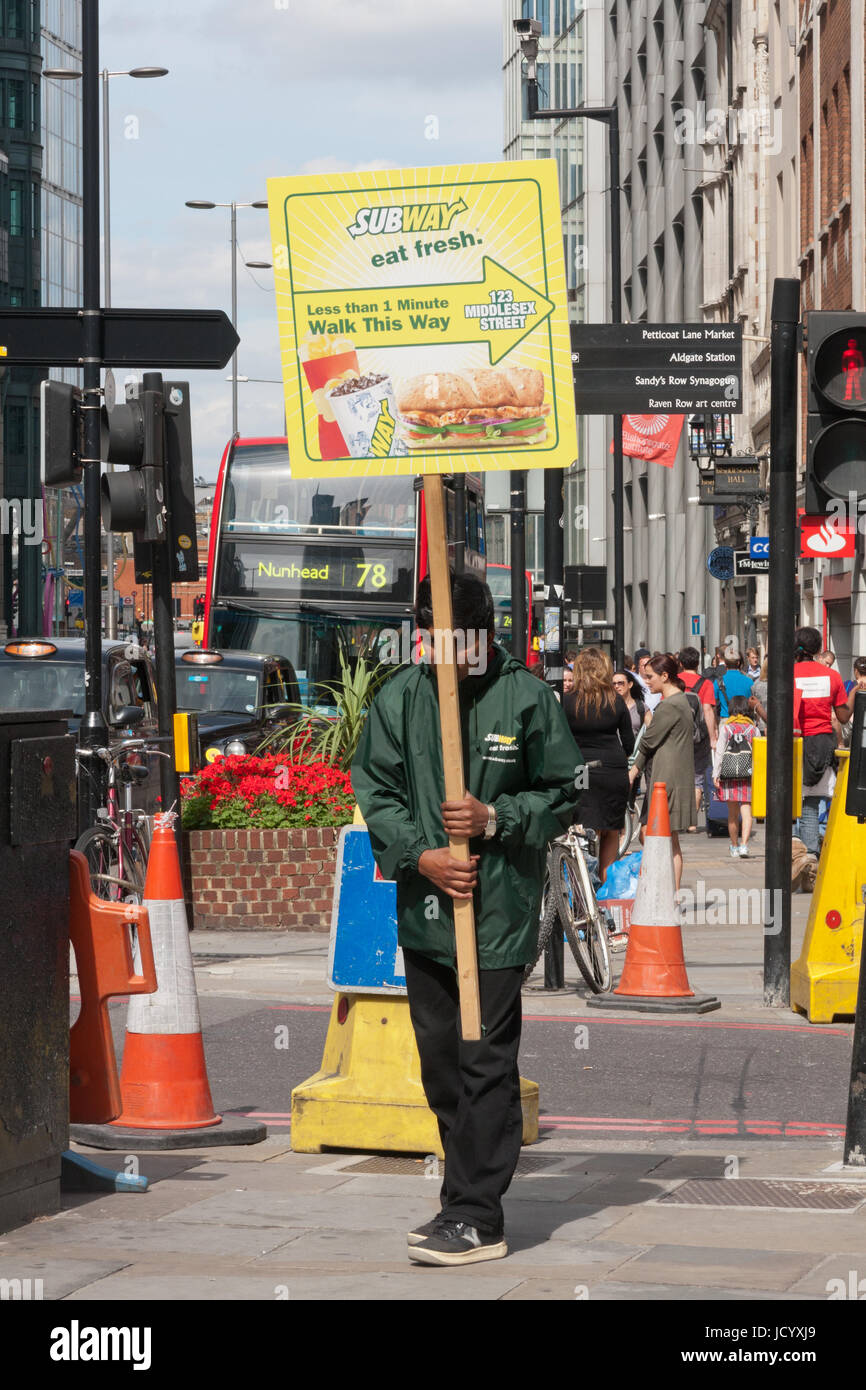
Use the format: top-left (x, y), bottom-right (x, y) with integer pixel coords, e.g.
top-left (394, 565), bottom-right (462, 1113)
top-left (0, 637), bottom-right (158, 735)
top-left (175, 648), bottom-right (300, 766)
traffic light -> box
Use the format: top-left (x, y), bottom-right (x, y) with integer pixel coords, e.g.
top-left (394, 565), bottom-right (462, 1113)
top-left (805, 312), bottom-right (866, 512)
top-left (40, 380), bottom-right (84, 488)
top-left (100, 382), bottom-right (166, 544)
top-left (131, 381), bottom-right (200, 585)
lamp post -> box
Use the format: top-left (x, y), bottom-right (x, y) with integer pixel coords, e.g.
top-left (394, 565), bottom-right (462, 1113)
top-left (184, 200), bottom-right (269, 437)
top-left (43, 61), bottom-right (168, 641)
top-left (515, 19), bottom-right (624, 668)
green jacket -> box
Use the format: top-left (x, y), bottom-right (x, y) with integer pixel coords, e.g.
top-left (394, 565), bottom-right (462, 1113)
top-left (351, 646), bottom-right (583, 969)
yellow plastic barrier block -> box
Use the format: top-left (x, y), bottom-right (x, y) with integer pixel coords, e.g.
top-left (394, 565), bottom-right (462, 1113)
top-left (291, 992), bottom-right (539, 1156)
top-left (792, 750), bottom-right (866, 1023)
top-left (752, 735), bottom-right (802, 818)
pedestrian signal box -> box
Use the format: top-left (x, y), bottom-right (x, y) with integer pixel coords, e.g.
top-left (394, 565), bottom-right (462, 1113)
top-left (845, 691), bottom-right (866, 822)
top-left (805, 312), bottom-right (866, 512)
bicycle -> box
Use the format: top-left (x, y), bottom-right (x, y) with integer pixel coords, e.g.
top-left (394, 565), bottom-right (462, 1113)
top-left (74, 737), bottom-right (171, 902)
top-left (524, 761), bottom-right (613, 993)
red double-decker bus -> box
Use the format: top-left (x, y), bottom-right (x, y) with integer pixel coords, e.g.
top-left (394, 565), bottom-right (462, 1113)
top-left (204, 436), bottom-right (486, 705)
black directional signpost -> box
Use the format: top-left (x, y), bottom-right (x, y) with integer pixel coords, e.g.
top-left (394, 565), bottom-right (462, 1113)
top-left (571, 322), bottom-right (743, 415)
top-left (0, 307), bottom-right (238, 369)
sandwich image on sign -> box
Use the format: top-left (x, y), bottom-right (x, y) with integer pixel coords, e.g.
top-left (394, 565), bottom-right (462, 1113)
top-left (395, 367), bottom-right (550, 449)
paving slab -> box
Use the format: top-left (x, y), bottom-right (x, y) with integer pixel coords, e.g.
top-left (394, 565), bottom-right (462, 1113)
top-left (603, 1205), bottom-right (866, 1254)
top-left (584, 1280), bottom-right (820, 1302)
top-left (788, 1252), bottom-right (866, 1296)
top-left (611, 1242), bottom-right (820, 1291)
top-left (1, 1215), bottom-right (305, 1259)
top-left (0, 1255), bottom-right (131, 1301)
top-left (168, 1190), bottom-right (437, 1231)
top-left (67, 1268), bottom-right (526, 1301)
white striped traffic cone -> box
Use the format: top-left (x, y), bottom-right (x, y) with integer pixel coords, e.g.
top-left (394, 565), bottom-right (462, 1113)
top-left (70, 813), bottom-right (266, 1150)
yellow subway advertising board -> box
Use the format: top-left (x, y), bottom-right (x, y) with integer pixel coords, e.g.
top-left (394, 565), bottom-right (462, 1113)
top-left (266, 161), bottom-right (577, 479)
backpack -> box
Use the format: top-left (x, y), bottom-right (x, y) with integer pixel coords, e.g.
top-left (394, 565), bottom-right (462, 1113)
top-left (719, 722), bottom-right (754, 779)
top-left (684, 689), bottom-right (707, 746)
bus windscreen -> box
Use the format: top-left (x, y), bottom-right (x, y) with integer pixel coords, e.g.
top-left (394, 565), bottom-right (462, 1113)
top-left (224, 444), bottom-right (416, 539)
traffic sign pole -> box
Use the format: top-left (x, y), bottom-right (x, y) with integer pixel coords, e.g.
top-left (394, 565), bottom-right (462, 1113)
top-left (78, 0), bottom-right (109, 836)
top-left (764, 278), bottom-right (800, 1007)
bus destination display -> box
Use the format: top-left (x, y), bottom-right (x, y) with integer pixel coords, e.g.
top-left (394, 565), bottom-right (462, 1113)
top-left (219, 541), bottom-right (414, 604)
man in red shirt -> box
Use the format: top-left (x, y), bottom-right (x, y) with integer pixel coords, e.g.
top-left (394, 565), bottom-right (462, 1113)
top-left (793, 627), bottom-right (851, 854)
top-left (678, 646), bottom-right (717, 824)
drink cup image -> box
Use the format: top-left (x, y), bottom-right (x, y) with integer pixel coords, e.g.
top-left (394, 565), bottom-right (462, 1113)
top-left (326, 373), bottom-right (409, 459)
top-left (298, 333), bottom-right (359, 459)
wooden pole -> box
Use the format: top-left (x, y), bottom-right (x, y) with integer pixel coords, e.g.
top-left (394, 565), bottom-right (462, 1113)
top-left (422, 474), bottom-right (482, 1040)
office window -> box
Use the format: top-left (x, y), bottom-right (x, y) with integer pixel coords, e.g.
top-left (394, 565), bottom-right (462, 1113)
top-left (6, 0), bottom-right (24, 38)
top-left (30, 79), bottom-right (37, 132)
top-left (7, 78), bottom-right (23, 129)
top-left (10, 180), bottom-right (23, 235)
top-left (6, 403), bottom-right (25, 453)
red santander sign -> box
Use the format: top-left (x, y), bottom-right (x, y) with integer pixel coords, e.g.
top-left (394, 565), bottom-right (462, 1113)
top-left (799, 515), bottom-right (857, 559)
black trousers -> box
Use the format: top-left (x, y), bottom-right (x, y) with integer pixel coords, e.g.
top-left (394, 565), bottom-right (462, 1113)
top-left (403, 947), bottom-right (524, 1236)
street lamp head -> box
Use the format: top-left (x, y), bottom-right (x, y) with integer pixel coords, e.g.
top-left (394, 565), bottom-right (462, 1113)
top-left (185, 200), bottom-right (217, 209)
top-left (251, 200), bottom-right (269, 209)
top-left (128, 67), bottom-right (169, 78)
top-left (43, 67), bottom-right (82, 79)
top-left (245, 260), bottom-right (272, 269)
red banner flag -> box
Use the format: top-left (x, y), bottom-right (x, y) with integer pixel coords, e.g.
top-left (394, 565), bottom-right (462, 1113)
top-left (614, 414), bottom-right (685, 465)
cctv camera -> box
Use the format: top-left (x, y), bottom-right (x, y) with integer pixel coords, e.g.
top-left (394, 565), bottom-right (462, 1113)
top-left (512, 17), bottom-right (542, 70)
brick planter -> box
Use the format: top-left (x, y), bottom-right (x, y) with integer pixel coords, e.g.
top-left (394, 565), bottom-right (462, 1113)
top-left (183, 826), bottom-right (341, 932)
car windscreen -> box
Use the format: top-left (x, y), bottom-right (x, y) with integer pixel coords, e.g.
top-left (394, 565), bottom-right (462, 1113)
top-left (0, 659), bottom-right (86, 715)
top-left (176, 665), bottom-right (263, 716)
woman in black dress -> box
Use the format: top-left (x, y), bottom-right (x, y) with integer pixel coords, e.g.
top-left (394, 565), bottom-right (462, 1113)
top-left (564, 647), bottom-right (635, 882)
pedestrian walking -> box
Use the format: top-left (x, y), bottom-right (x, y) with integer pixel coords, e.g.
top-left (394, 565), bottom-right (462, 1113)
top-left (633, 648), bottom-right (662, 711)
top-left (817, 650), bottom-right (836, 669)
top-left (712, 695), bottom-right (757, 857)
top-left (793, 626), bottom-right (851, 855)
top-left (713, 650), bottom-right (753, 718)
top-left (678, 646), bottom-right (718, 825)
top-left (613, 669), bottom-right (648, 736)
top-left (746, 647), bottom-right (761, 679)
top-left (627, 653), bottom-right (695, 891)
top-left (750, 658), bottom-right (768, 733)
top-left (845, 656), bottom-right (866, 699)
top-left (564, 648), bottom-right (634, 883)
top-left (351, 572), bottom-right (582, 1267)
top-left (563, 665), bottom-right (574, 695)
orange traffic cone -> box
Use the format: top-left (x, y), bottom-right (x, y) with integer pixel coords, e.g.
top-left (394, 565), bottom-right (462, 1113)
top-left (589, 783), bottom-right (720, 1014)
top-left (69, 812), bottom-right (266, 1151)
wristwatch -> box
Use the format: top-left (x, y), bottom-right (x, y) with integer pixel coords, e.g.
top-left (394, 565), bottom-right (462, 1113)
top-left (483, 804), bottom-right (498, 839)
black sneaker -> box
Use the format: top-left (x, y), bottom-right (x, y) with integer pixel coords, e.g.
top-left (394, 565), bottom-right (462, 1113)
top-left (407, 1214), bottom-right (443, 1246)
top-left (408, 1220), bottom-right (507, 1266)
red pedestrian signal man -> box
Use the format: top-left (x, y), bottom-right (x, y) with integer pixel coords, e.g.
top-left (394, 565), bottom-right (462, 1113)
top-left (842, 337), bottom-right (865, 402)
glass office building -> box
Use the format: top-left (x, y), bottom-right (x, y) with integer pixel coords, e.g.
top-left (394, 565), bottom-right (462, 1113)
top-left (0, 0), bottom-right (81, 636)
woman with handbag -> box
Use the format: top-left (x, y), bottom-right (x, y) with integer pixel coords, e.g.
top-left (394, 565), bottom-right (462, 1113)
top-left (712, 696), bottom-right (757, 858)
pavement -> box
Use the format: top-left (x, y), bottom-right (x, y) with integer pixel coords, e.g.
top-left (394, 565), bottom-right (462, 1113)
top-left (7, 822), bottom-right (866, 1304)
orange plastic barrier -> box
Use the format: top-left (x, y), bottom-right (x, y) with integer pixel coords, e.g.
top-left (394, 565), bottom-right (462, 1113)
top-left (68, 850), bottom-right (156, 1124)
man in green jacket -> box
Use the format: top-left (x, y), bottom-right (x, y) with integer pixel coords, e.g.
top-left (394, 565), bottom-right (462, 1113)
top-left (352, 572), bottom-right (582, 1266)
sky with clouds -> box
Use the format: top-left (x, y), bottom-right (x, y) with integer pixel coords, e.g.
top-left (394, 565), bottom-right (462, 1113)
top-left (99, 0), bottom-right (503, 476)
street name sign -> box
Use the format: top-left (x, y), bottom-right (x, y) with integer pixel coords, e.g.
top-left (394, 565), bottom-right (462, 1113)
top-left (571, 322), bottom-right (742, 415)
top-left (0, 308), bottom-right (239, 369)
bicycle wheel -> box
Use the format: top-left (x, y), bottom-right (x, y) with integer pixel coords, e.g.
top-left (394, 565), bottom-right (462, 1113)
top-left (74, 825), bottom-right (147, 904)
top-left (618, 801), bottom-right (641, 859)
top-left (550, 844), bottom-right (612, 993)
top-left (523, 870), bottom-right (562, 982)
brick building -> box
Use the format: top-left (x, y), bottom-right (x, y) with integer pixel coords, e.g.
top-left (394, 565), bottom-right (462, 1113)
top-left (799, 0), bottom-right (866, 665)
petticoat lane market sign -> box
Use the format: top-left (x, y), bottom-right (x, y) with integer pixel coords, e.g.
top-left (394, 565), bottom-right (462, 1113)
top-left (571, 322), bottom-right (743, 415)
